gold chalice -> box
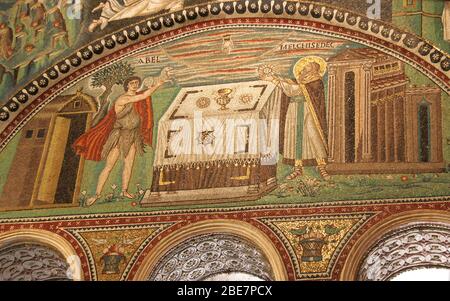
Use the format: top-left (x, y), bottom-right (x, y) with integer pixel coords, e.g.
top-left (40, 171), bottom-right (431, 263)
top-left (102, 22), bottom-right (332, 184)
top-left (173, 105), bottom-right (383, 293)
top-left (215, 88), bottom-right (233, 110)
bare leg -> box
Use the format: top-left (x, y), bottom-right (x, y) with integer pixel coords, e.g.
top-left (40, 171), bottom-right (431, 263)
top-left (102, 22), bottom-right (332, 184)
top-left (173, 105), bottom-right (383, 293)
top-left (97, 147), bottom-right (120, 194)
top-left (122, 144), bottom-right (136, 198)
top-left (86, 147), bottom-right (120, 206)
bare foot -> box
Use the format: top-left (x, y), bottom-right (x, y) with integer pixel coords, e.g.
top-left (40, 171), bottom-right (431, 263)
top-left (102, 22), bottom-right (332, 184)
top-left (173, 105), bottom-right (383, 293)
top-left (121, 191), bottom-right (135, 199)
top-left (86, 194), bottom-right (101, 207)
top-left (88, 20), bottom-right (101, 32)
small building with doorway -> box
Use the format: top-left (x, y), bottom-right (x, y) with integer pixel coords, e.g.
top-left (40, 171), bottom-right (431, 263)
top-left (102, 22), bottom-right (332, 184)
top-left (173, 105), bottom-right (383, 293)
top-left (0, 89), bottom-right (97, 209)
top-left (326, 47), bottom-right (444, 174)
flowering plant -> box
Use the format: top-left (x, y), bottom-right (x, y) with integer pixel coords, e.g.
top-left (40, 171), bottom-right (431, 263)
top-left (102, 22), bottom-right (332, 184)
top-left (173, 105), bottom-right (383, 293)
top-left (297, 177), bottom-right (321, 197)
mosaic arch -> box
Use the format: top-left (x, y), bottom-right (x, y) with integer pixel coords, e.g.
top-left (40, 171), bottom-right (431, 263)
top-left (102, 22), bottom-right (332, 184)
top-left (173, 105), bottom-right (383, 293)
top-left (339, 211), bottom-right (450, 280)
top-left (148, 233), bottom-right (274, 281)
top-left (131, 220), bottom-right (288, 281)
top-left (357, 223), bottom-right (450, 281)
top-left (0, 242), bottom-right (70, 281)
top-left (0, 229), bottom-right (83, 281)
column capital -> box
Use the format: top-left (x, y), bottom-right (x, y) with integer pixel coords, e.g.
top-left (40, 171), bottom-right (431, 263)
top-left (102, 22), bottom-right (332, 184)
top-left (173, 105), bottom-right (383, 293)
top-left (362, 63), bottom-right (373, 72)
top-left (327, 66), bottom-right (337, 75)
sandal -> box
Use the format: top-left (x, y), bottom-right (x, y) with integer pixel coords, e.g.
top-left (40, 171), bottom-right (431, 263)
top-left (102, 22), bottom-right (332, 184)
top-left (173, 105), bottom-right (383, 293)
top-left (286, 167), bottom-right (304, 180)
top-left (318, 165), bottom-right (331, 180)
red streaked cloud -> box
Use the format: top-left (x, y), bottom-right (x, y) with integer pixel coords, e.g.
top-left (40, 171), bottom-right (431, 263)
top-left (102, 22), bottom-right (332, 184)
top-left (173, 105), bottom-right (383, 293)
top-left (206, 30), bottom-right (251, 37)
top-left (236, 39), bottom-right (283, 43)
top-left (274, 49), bottom-right (335, 56)
top-left (166, 38), bottom-right (222, 50)
top-left (205, 55), bottom-right (257, 63)
top-left (171, 49), bottom-right (222, 59)
top-left (202, 68), bottom-right (255, 75)
top-left (230, 47), bottom-right (271, 53)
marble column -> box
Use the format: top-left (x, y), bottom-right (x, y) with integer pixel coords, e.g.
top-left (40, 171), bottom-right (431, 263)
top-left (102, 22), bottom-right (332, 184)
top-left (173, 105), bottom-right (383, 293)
top-left (327, 66), bottom-right (337, 162)
top-left (361, 64), bottom-right (373, 162)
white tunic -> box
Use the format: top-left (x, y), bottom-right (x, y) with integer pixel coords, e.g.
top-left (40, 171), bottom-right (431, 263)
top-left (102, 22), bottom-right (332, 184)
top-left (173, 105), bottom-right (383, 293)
top-left (278, 80), bottom-right (328, 161)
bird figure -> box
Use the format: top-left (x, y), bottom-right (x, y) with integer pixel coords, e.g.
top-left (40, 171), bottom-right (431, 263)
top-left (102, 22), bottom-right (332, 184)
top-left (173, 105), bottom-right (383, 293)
top-left (324, 224), bottom-right (343, 236)
top-left (290, 226), bottom-right (308, 236)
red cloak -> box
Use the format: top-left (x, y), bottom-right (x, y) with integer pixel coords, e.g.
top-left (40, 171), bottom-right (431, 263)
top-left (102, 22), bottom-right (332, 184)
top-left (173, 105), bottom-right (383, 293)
top-left (73, 96), bottom-right (153, 161)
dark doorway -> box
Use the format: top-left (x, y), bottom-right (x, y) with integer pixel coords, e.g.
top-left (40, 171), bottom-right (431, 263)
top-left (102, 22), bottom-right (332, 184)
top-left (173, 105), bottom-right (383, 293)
top-left (418, 101), bottom-right (430, 163)
top-left (55, 113), bottom-right (88, 204)
top-left (395, 97), bottom-right (405, 162)
top-left (344, 72), bottom-right (356, 163)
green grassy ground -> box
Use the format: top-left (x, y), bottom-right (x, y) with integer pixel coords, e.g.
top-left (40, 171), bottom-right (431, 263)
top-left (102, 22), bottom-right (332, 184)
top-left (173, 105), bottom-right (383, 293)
top-left (0, 161), bottom-right (448, 220)
top-left (267, 168), bottom-right (450, 203)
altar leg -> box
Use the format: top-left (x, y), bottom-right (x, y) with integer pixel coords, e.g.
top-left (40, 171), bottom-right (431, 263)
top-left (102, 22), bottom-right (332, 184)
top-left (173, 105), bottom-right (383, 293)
top-left (247, 184), bottom-right (260, 195)
top-left (141, 190), bottom-right (161, 204)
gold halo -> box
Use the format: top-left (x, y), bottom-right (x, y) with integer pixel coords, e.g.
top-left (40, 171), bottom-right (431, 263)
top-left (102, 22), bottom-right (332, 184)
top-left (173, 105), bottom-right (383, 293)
top-left (293, 56), bottom-right (327, 80)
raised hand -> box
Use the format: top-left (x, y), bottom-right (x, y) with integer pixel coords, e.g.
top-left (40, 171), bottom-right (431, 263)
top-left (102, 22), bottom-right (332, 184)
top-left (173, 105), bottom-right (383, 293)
top-left (260, 73), bottom-right (276, 82)
top-left (158, 67), bottom-right (175, 84)
top-left (142, 76), bottom-right (155, 88)
top-left (257, 65), bottom-right (277, 83)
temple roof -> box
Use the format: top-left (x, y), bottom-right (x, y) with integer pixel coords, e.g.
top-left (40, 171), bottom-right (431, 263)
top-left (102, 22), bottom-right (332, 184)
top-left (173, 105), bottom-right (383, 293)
top-left (371, 74), bottom-right (409, 90)
top-left (33, 89), bottom-right (97, 119)
top-left (328, 47), bottom-right (394, 63)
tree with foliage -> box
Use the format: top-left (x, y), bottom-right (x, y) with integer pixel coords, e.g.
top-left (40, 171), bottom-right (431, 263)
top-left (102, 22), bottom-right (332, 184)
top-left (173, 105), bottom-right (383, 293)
top-left (90, 61), bottom-right (135, 125)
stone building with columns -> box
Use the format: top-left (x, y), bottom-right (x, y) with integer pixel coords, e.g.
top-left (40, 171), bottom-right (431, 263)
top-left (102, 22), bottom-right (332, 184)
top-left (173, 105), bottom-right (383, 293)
top-left (326, 47), bottom-right (444, 174)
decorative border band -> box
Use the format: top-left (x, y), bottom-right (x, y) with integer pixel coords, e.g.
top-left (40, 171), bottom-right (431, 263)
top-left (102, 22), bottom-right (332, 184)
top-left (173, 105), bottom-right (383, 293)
top-left (0, 199), bottom-right (448, 280)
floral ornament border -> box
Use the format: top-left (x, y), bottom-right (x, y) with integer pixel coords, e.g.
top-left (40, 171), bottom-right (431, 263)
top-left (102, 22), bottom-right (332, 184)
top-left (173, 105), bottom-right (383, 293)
top-left (0, 0), bottom-right (449, 151)
top-left (0, 200), bottom-right (448, 280)
top-left (0, 195), bottom-right (448, 224)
